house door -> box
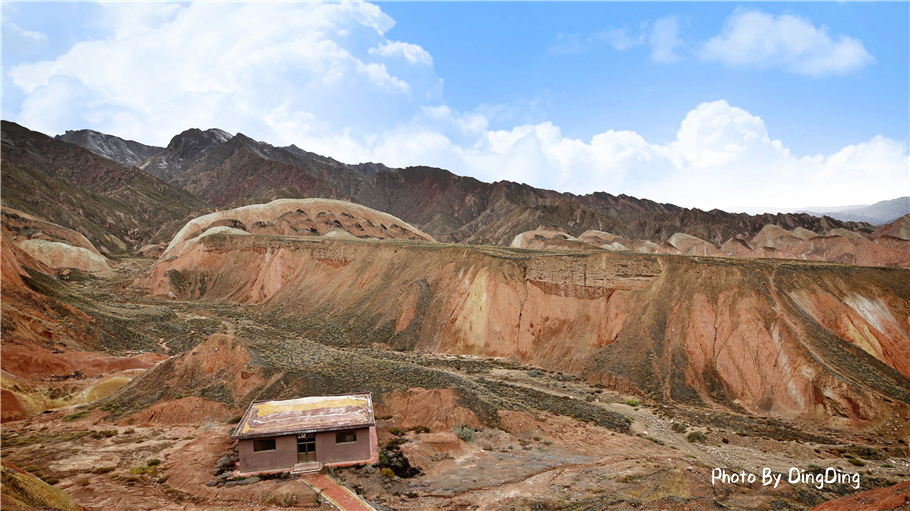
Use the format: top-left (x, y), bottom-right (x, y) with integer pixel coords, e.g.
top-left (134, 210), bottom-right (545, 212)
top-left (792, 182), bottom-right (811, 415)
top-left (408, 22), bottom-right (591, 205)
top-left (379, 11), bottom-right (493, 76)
top-left (297, 437), bottom-right (316, 463)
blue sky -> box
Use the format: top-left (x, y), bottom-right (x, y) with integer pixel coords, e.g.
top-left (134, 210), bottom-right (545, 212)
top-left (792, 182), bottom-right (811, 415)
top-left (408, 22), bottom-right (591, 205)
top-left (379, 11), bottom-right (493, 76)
top-left (3, 2), bottom-right (908, 212)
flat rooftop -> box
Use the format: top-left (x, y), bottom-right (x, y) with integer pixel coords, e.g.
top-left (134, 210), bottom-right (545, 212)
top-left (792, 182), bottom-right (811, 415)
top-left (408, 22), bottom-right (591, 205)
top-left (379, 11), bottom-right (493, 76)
top-left (232, 393), bottom-right (375, 440)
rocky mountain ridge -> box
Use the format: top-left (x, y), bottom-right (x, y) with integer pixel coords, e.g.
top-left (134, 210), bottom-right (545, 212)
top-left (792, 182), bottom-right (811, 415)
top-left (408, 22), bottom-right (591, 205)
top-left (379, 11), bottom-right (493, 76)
top-left (48, 123), bottom-right (888, 256)
top-left (55, 129), bottom-right (164, 167)
top-left (1, 121), bottom-right (211, 253)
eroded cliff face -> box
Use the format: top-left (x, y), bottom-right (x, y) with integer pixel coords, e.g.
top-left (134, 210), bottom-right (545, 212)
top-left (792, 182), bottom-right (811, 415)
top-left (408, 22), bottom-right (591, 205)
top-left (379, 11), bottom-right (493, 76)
top-left (137, 235), bottom-right (910, 437)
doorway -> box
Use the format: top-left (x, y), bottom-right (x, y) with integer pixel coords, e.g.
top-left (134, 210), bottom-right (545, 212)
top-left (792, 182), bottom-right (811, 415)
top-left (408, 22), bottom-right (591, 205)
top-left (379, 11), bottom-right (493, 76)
top-left (297, 437), bottom-right (316, 463)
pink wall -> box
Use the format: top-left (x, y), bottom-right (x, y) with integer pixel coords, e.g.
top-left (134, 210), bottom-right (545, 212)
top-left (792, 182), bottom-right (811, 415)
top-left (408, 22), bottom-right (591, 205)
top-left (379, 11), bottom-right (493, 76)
top-left (315, 427), bottom-right (373, 466)
top-left (238, 427), bottom-right (379, 474)
top-left (238, 435), bottom-right (297, 473)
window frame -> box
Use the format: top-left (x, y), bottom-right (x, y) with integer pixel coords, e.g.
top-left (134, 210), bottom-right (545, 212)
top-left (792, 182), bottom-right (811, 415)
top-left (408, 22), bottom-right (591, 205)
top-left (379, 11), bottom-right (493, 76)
top-left (335, 430), bottom-right (357, 444)
top-left (253, 438), bottom-right (277, 452)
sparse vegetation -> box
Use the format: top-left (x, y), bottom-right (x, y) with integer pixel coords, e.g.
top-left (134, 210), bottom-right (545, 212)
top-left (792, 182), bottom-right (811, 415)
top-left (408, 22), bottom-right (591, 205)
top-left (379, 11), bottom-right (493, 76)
top-left (687, 431), bottom-right (706, 443)
top-left (62, 410), bottom-right (91, 422)
top-left (671, 422), bottom-right (687, 434)
top-left (92, 466), bottom-right (116, 474)
top-left (453, 424), bottom-right (475, 443)
top-left (624, 399), bottom-right (639, 407)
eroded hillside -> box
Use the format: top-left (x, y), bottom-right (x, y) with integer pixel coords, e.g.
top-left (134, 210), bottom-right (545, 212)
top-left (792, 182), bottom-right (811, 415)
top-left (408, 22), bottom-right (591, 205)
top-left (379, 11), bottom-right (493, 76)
top-left (137, 230), bottom-right (910, 439)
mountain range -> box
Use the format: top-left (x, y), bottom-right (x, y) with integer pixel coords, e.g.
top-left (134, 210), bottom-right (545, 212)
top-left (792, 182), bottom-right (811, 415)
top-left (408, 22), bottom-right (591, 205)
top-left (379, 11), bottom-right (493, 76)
top-left (799, 196), bottom-right (910, 226)
top-left (7, 122), bottom-right (898, 263)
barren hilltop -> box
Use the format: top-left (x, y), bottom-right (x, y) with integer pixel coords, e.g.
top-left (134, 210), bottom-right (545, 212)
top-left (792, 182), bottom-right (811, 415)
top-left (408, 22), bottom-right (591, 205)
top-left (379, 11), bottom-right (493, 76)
top-left (2, 122), bottom-right (908, 511)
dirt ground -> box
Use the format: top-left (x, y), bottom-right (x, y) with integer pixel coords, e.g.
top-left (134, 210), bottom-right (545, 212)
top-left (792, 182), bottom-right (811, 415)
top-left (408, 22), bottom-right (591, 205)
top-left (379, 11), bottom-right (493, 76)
top-left (2, 257), bottom-right (909, 510)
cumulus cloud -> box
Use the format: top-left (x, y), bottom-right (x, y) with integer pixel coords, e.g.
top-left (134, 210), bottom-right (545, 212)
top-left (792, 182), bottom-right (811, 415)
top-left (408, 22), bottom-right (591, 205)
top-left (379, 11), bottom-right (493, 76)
top-left (8, 2), bottom-right (438, 146)
top-left (700, 9), bottom-right (874, 76)
top-left (311, 100), bottom-right (906, 212)
top-left (369, 41), bottom-right (433, 66)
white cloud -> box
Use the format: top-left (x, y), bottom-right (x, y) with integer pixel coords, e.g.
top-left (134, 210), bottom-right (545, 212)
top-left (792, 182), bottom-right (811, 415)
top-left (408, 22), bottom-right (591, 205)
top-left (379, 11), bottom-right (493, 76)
top-left (550, 17), bottom-right (680, 64)
top-left (369, 41), bottom-right (433, 66)
top-left (298, 100), bottom-right (906, 212)
top-left (649, 16), bottom-right (683, 63)
top-left (593, 28), bottom-right (645, 51)
top-left (700, 9), bottom-right (874, 76)
top-left (8, 2), bottom-right (435, 146)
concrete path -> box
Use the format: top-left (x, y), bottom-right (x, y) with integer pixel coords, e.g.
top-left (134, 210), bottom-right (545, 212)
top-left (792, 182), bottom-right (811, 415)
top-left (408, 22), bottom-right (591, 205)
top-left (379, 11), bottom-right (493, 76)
top-left (300, 473), bottom-right (376, 511)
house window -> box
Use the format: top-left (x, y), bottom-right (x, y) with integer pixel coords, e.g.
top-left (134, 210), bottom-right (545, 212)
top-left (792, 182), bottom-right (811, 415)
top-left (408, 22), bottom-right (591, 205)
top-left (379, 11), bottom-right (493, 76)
top-left (336, 431), bottom-right (357, 444)
top-left (253, 438), bottom-right (276, 452)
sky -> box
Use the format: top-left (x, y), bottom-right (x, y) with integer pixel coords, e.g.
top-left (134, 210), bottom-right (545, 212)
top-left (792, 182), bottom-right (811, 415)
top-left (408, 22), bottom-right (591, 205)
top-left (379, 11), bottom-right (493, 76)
top-left (2, 2), bottom-right (908, 213)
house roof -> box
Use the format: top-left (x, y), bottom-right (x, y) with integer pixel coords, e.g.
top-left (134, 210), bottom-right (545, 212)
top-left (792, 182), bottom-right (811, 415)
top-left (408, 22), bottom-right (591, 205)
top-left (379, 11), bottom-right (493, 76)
top-left (232, 393), bottom-right (375, 440)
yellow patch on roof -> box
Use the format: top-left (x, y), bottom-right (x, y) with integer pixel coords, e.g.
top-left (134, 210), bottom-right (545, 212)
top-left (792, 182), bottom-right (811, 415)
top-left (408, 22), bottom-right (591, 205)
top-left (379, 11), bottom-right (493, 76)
top-left (254, 397), bottom-right (364, 417)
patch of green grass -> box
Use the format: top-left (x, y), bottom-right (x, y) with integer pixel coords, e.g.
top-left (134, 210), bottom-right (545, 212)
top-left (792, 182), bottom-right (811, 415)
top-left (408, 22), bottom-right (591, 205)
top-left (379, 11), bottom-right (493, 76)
top-left (624, 399), bottom-right (639, 407)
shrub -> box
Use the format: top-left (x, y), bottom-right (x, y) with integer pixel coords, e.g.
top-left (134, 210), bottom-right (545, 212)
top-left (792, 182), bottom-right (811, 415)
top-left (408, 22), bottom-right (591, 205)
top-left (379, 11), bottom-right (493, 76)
top-left (687, 431), bottom-right (706, 443)
top-left (92, 466), bottom-right (115, 474)
top-left (62, 410), bottom-right (91, 422)
top-left (409, 425), bottom-right (430, 434)
top-left (527, 369), bottom-right (543, 378)
top-left (670, 422), bottom-right (687, 434)
top-left (380, 468), bottom-right (395, 480)
top-left (123, 428), bottom-right (135, 435)
top-left (624, 399), bottom-right (639, 407)
top-left (42, 477), bottom-right (59, 485)
top-left (453, 425), bottom-right (475, 443)
top-left (91, 430), bottom-right (119, 439)
top-left (389, 427), bottom-right (404, 436)
top-left (129, 464), bottom-right (155, 475)
top-left (77, 479), bottom-right (90, 486)
top-left (846, 458), bottom-right (866, 467)
top-left (147, 459), bottom-right (162, 467)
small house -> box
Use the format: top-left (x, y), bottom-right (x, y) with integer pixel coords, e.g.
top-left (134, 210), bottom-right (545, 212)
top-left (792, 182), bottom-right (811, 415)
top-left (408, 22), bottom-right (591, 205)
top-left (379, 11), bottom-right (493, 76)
top-left (232, 393), bottom-right (379, 475)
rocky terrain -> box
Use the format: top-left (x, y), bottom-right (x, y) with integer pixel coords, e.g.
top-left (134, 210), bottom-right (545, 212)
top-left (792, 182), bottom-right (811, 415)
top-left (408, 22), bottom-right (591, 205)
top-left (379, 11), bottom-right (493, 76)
top-left (55, 130), bottom-right (164, 169)
top-left (2, 121), bottom-right (909, 510)
top-left (510, 215), bottom-right (910, 268)
top-left (1, 122), bottom-right (211, 254)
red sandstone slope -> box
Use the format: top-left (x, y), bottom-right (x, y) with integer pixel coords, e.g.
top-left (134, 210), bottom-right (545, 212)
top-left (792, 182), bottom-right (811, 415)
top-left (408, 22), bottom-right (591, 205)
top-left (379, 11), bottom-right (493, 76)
top-left (808, 480), bottom-right (910, 511)
top-left (0, 230), bottom-right (161, 421)
top-left (138, 232), bottom-right (910, 438)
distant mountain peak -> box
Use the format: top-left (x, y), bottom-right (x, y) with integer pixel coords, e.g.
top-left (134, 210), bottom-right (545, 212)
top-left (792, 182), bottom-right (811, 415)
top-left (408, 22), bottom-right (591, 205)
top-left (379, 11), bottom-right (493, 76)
top-left (55, 128), bottom-right (164, 167)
